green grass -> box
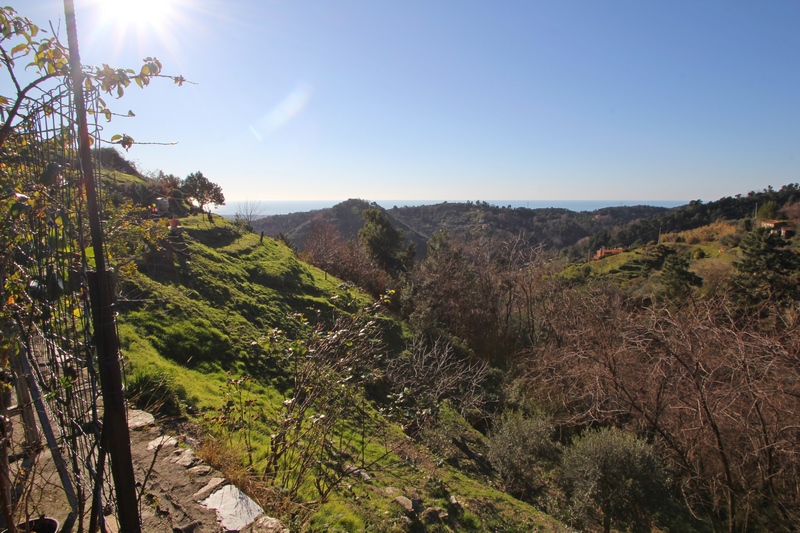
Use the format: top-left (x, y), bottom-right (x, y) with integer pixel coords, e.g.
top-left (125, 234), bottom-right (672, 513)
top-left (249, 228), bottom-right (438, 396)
top-left (117, 214), bottom-right (570, 531)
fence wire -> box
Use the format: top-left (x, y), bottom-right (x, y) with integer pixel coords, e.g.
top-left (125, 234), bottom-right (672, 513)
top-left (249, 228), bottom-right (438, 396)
top-left (1, 79), bottom-right (124, 531)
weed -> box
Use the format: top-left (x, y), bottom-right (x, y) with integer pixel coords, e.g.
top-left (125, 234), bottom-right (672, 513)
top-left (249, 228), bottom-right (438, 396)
top-left (126, 369), bottom-right (185, 417)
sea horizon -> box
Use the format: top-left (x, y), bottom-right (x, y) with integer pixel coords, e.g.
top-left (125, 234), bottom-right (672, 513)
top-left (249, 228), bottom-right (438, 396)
top-left (216, 199), bottom-right (689, 217)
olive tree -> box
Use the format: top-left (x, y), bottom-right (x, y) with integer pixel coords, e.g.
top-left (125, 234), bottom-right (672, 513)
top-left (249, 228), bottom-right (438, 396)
top-left (486, 411), bottom-right (560, 500)
top-left (562, 427), bottom-right (668, 533)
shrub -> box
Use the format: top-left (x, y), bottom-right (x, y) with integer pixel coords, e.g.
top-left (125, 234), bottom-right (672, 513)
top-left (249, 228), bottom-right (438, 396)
top-left (486, 411), bottom-right (560, 500)
top-left (561, 427), bottom-right (668, 533)
top-left (719, 233), bottom-right (741, 248)
top-left (126, 369), bottom-right (186, 417)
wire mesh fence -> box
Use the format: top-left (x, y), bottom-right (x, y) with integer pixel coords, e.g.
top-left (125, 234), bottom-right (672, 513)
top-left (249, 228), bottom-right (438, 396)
top-left (1, 78), bottom-right (129, 531)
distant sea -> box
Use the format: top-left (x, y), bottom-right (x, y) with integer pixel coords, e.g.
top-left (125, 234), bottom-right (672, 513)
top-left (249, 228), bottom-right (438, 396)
top-left (216, 199), bottom-right (688, 217)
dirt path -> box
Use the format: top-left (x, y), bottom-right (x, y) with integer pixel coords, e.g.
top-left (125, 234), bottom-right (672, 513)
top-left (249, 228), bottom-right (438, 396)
top-left (127, 410), bottom-right (222, 532)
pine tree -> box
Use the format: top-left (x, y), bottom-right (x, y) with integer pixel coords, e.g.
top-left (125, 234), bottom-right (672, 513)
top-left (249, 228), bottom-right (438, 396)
top-left (732, 228), bottom-right (799, 307)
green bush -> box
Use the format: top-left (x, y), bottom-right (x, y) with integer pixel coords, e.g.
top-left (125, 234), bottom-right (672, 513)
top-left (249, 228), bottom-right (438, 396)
top-left (486, 411), bottom-right (560, 500)
top-left (561, 427), bottom-right (668, 533)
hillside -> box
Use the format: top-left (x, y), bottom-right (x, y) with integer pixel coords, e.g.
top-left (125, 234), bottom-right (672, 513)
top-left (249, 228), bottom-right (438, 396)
top-left (251, 199), bottom-right (430, 258)
top-left (8, 146), bottom-right (799, 532)
top-left (579, 184), bottom-right (800, 252)
top-left (117, 210), bottom-right (571, 532)
top-left (253, 186), bottom-right (800, 265)
top-left (252, 199), bottom-right (670, 256)
top-left (119, 165), bottom-right (800, 532)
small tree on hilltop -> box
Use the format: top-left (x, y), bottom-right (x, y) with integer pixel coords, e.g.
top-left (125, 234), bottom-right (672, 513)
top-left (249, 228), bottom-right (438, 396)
top-left (182, 171), bottom-right (225, 212)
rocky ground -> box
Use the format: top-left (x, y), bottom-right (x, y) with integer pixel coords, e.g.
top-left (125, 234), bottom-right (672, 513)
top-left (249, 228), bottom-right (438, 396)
top-left (5, 409), bottom-right (287, 533)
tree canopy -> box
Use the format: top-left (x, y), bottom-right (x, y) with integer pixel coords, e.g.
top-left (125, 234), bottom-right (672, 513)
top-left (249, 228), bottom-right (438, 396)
top-left (182, 171), bottom-right (225, 212)
top-left (358, 208), bottom-right (404, 273)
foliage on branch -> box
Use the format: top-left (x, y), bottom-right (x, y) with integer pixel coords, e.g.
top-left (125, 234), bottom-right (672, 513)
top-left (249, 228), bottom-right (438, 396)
top-left (0, 5), bottom-right (186, 149)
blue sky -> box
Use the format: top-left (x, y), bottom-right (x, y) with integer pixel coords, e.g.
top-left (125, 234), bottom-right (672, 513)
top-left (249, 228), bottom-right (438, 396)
top-left (19, 1), bottom-right (800, 202)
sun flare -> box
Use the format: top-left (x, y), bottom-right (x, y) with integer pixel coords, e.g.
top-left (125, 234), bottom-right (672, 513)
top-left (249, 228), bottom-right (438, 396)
top-left (97, 0), bottom-right (177, 31)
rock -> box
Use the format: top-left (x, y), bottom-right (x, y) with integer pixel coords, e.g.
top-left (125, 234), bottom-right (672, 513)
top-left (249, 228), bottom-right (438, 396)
top-left (392, 495), bottom-right (423, 515)
top-left (188, 464), bottom-right (212, 476)
top-left (147, 435), bottom-right (178, 451)
top-left (241, 515), bottom-right (290, 532)
top-left (184, 436), bottom-right (201, 448)
top-left (192, 477), bottom-right (226, 500)
top-left (170, 448), bottom-right (198, 467)
top-left (449, 495), bottom-right (461, 508)
top-left (422, 507), bottom-right (448, 524)
top-left (173, 519), bottom-right (202, 532)
top-left (128, 410), bottom-right (155, 430)
top-left (393, 496), bottom-right (414, 513)
top-left (384, 486), bottom-right (399, 496)
top-left (345, 465), bottom-right (371, 482)
top-left (201, 485), bottom-right (264, 532)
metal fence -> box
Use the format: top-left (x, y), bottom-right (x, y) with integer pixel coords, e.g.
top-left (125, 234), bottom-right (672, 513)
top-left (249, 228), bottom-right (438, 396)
top-left (1, 75), bottom-right (133, 532)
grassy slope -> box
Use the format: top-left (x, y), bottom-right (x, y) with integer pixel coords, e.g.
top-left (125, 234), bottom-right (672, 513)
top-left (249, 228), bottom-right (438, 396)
top-left (559, 222), bottom-right (742, 301)
top-left (118, 213), bottom-right (568, 532)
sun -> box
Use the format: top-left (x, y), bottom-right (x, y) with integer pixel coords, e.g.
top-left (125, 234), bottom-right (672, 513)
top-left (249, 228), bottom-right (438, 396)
top-left (96, 0), bottom-right (178, 32)
top-left (86, 0), bottom-right (190, 60)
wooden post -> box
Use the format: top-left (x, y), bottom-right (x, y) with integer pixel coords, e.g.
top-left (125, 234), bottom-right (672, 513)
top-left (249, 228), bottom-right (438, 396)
top-left (63, 1), bottom-right (141, 531)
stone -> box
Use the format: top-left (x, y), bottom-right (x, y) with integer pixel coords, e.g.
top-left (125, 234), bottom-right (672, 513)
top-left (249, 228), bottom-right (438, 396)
top-left (192, 477), bottom-right (226, 500)
top-left (422, 507), bottom-right (448, 524)
top-left (128, 410), bottom-right (155, 430)
top-left (201, 485), bottom-right (264, 532)
top-left (188, 464), bottom-right (212, 476)
top-left (147, 435), bottom-right (178, 451)
top-left (173, 519), bottom-right (202, 532)
top-left (241, 515), bottom-right (290, 533)
top-left (345, 465), bottom-right (371, 482)
top-left (170, 448), bottom-right (198, 467)
top-left (393, 496), bottom-right (415, 514)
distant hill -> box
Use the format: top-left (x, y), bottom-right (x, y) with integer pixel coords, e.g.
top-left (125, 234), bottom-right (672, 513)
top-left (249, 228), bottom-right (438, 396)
top-left (582, 184), bottom-right (800, 252)
top-left (251, 198), bottom-right (430, 256)
top-left (252, 198), bottom-right (672, 257)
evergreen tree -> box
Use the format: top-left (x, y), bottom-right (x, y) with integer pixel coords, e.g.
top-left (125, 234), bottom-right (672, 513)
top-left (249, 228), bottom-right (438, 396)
top-left (358, 208), bottom-right (404, 273)
top-left (756, 200), bottom-right (779, 221)
top-left (732, 228), bottom-right (799, 307)
top-left (661, 254), bottom-right (702, 299)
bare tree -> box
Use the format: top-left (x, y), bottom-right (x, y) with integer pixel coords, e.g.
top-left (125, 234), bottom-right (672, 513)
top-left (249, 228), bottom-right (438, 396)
top-left (234, 198), bottom-right (267, 229)
top-left (386, 337), bottom-right (489, 435)
top-left (301, 218), bottom-right (389, 296)
top-left (524, 290), bottom-right (800, 532)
